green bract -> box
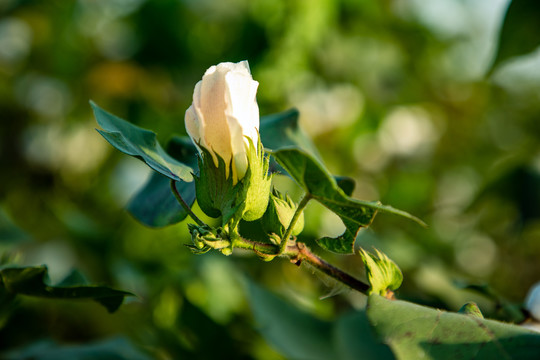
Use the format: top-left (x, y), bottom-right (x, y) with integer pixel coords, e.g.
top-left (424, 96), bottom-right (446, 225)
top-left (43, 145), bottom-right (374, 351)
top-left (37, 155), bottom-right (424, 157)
top-left (195, 137), bottom-right (271, 226)
top-left (458, 302), bottom-right (484, 319)
top-left (242, 137), bottom-right (272, 221)
top-left (262, 189), bottom-right (304, 238)
top-left (359, 248), bottom-right (403, 297)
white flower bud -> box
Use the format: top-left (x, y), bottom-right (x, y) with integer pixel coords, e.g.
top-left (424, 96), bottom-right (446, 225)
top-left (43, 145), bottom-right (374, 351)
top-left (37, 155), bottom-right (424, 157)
top-left (185, 61), bottom-right (260, 184)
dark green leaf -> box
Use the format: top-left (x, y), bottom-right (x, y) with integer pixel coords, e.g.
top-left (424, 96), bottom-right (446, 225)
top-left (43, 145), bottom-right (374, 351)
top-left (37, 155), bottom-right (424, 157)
top-left (128, 172), bottom-right (195, 227)
top-left (0, 207), bottom-right (31, 246)
top-left (459, 282), bottom-right (525, 323)
top-left (56, 269), bottom-right (89, 287)
top-left (91, 101), bottom-right (193, 182)
top-left (0, 266), bottom-right (133, 313)
top-left (260, 108), bottom-right (321, 178)
top-left (247, 281), bottom-right (396, 360)
top-left (271, 148), bottom-right (425, 253)
top-left (127, 135), bottom-right (199, 227)
top-left (489, 0), bottom-right (540, 74)
top-left (334, 311), bottom-right (395, 360)
top-left (2, 337), bottom-right (152, 360)
top-left (260, 108), bottom-right (319, 156)
top-left (260, 109), bottom-right (357, 199)
top-left (334, 176), bottom-right (355, 197)
top-left (247, 281), bottom-right (335, 360)
top-left (367, 294), bottom-right (540, 359)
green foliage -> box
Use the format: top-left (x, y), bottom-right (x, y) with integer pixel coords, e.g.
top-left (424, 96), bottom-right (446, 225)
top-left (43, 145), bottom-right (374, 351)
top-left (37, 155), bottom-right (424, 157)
top-left (260, 108), bottom-right (320, 161)
top-left (4, 0), bottom-right (540, 358)
top-left (91, 101), bottom-right (193, 182)
top-left (127, 136), bottom-right (198, 227)
top-left (127, 172), bottom-right (194, 227)
top-left (248, 281), bottom-right (393, 360)
top-left (271, 148), bottom-right (424, 253)
top-left (359, 248), bottom-right (403, 296)
top-left (490, 0), bottom-right (540, 73)
top-left (2, 337), bottom-right (151, 360)
top-left (461, 283), bottom-right (525, 323)
top-left (0, 266), bottom-right (132, 313)
top-left (0, 208), bottom-right (31, 246)
top-left (367, 295), bottom-right (540, 359)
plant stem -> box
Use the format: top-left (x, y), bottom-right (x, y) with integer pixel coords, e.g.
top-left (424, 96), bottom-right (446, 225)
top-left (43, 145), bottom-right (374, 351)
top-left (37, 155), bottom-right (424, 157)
top-left (288, 243), bottom-right (370, 295)
top-left (170, 180), bottom-right (205, 226)
top-left (233, 236), bottom-right (370, 294)
top-left (278, 193), bottom-right (311, 255)
top-left (233, 237), bottom-right (279, 255)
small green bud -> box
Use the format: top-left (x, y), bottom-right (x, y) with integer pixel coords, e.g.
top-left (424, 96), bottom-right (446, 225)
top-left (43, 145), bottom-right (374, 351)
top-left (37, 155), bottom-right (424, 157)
top-left (187, 223), bottom-right (234, 254)
top-left (188, 223), bottom-right (213, 249)
top-left (458, 302), bottom-right (484, 318)
top-left (359, 248), bottom-right (403, 297)
top-left (185, 244), bottom-right (211, 255)
top-left (220, 247), bottom-right (233, 256)
top-left (261, 189), bottom-right (304, 238)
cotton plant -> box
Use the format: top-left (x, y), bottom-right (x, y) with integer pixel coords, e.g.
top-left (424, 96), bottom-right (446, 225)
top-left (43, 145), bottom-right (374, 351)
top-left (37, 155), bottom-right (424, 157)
top-left (90, 60), bottom-right (540, 359)
top-left (92, 60), bottom-right (418, 296)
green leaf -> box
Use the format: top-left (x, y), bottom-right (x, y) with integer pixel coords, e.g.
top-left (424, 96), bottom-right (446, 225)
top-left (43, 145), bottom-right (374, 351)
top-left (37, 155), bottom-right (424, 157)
top-left (334, 176), bottom-right (356, 197)
top-left (247, 281), bottom-right (335, 360)
top-left (489, 0), bottom-right (540, 74)
top-left (55, 269), bottom-right (89, 287)
top-left (260, 109), bottom-right (353, 195)
top-left (260, 108), bottom-right (322, 179)
top-left (260, 108), bottom-right (319, 156)
top-left (127, 136), bottom-right (198, 227)
top-left (91, 101), bottom-right (193, 182)
top-left (459, 283), bottom-right (525, 322)
top-left (0, 266), bottom-right (133, 313)
top-left (367, 294), bottom-right (540, 360)
top-left (334, 311), bottom-right (395, 360)
top-left (247, 281), bottom-right (395, 360)
top-left (2, 337), bottom-right (152, 360)
top-left (128, 172), bottom-right (195, 227)
top-left (271, 148), bottom-right (425, 254)
top-left (359, 248), bottom-right (403, 296)
top-left (0, 207), bottom-right (31, 246)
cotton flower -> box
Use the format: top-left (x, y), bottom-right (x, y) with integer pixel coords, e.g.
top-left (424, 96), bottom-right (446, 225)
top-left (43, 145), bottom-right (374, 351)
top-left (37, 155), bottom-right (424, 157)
top-left (185, 60), bottom-right (260, 184)
top-left (185, 61), bottom-right (271, 224)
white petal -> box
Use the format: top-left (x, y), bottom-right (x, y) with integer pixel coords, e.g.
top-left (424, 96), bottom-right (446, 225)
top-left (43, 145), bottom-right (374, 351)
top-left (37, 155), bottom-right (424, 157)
top-left (185, 105), bottom-right (200, 144)
top-left (200, 65), bottom-right (234, 175)
top-left (184, 60), bottom-right (260, 182)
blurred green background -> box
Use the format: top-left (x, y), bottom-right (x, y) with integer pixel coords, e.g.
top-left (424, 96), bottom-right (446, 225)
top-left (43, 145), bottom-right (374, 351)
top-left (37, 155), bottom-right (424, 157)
top-left (2, 0), bottom-right (540, 358)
